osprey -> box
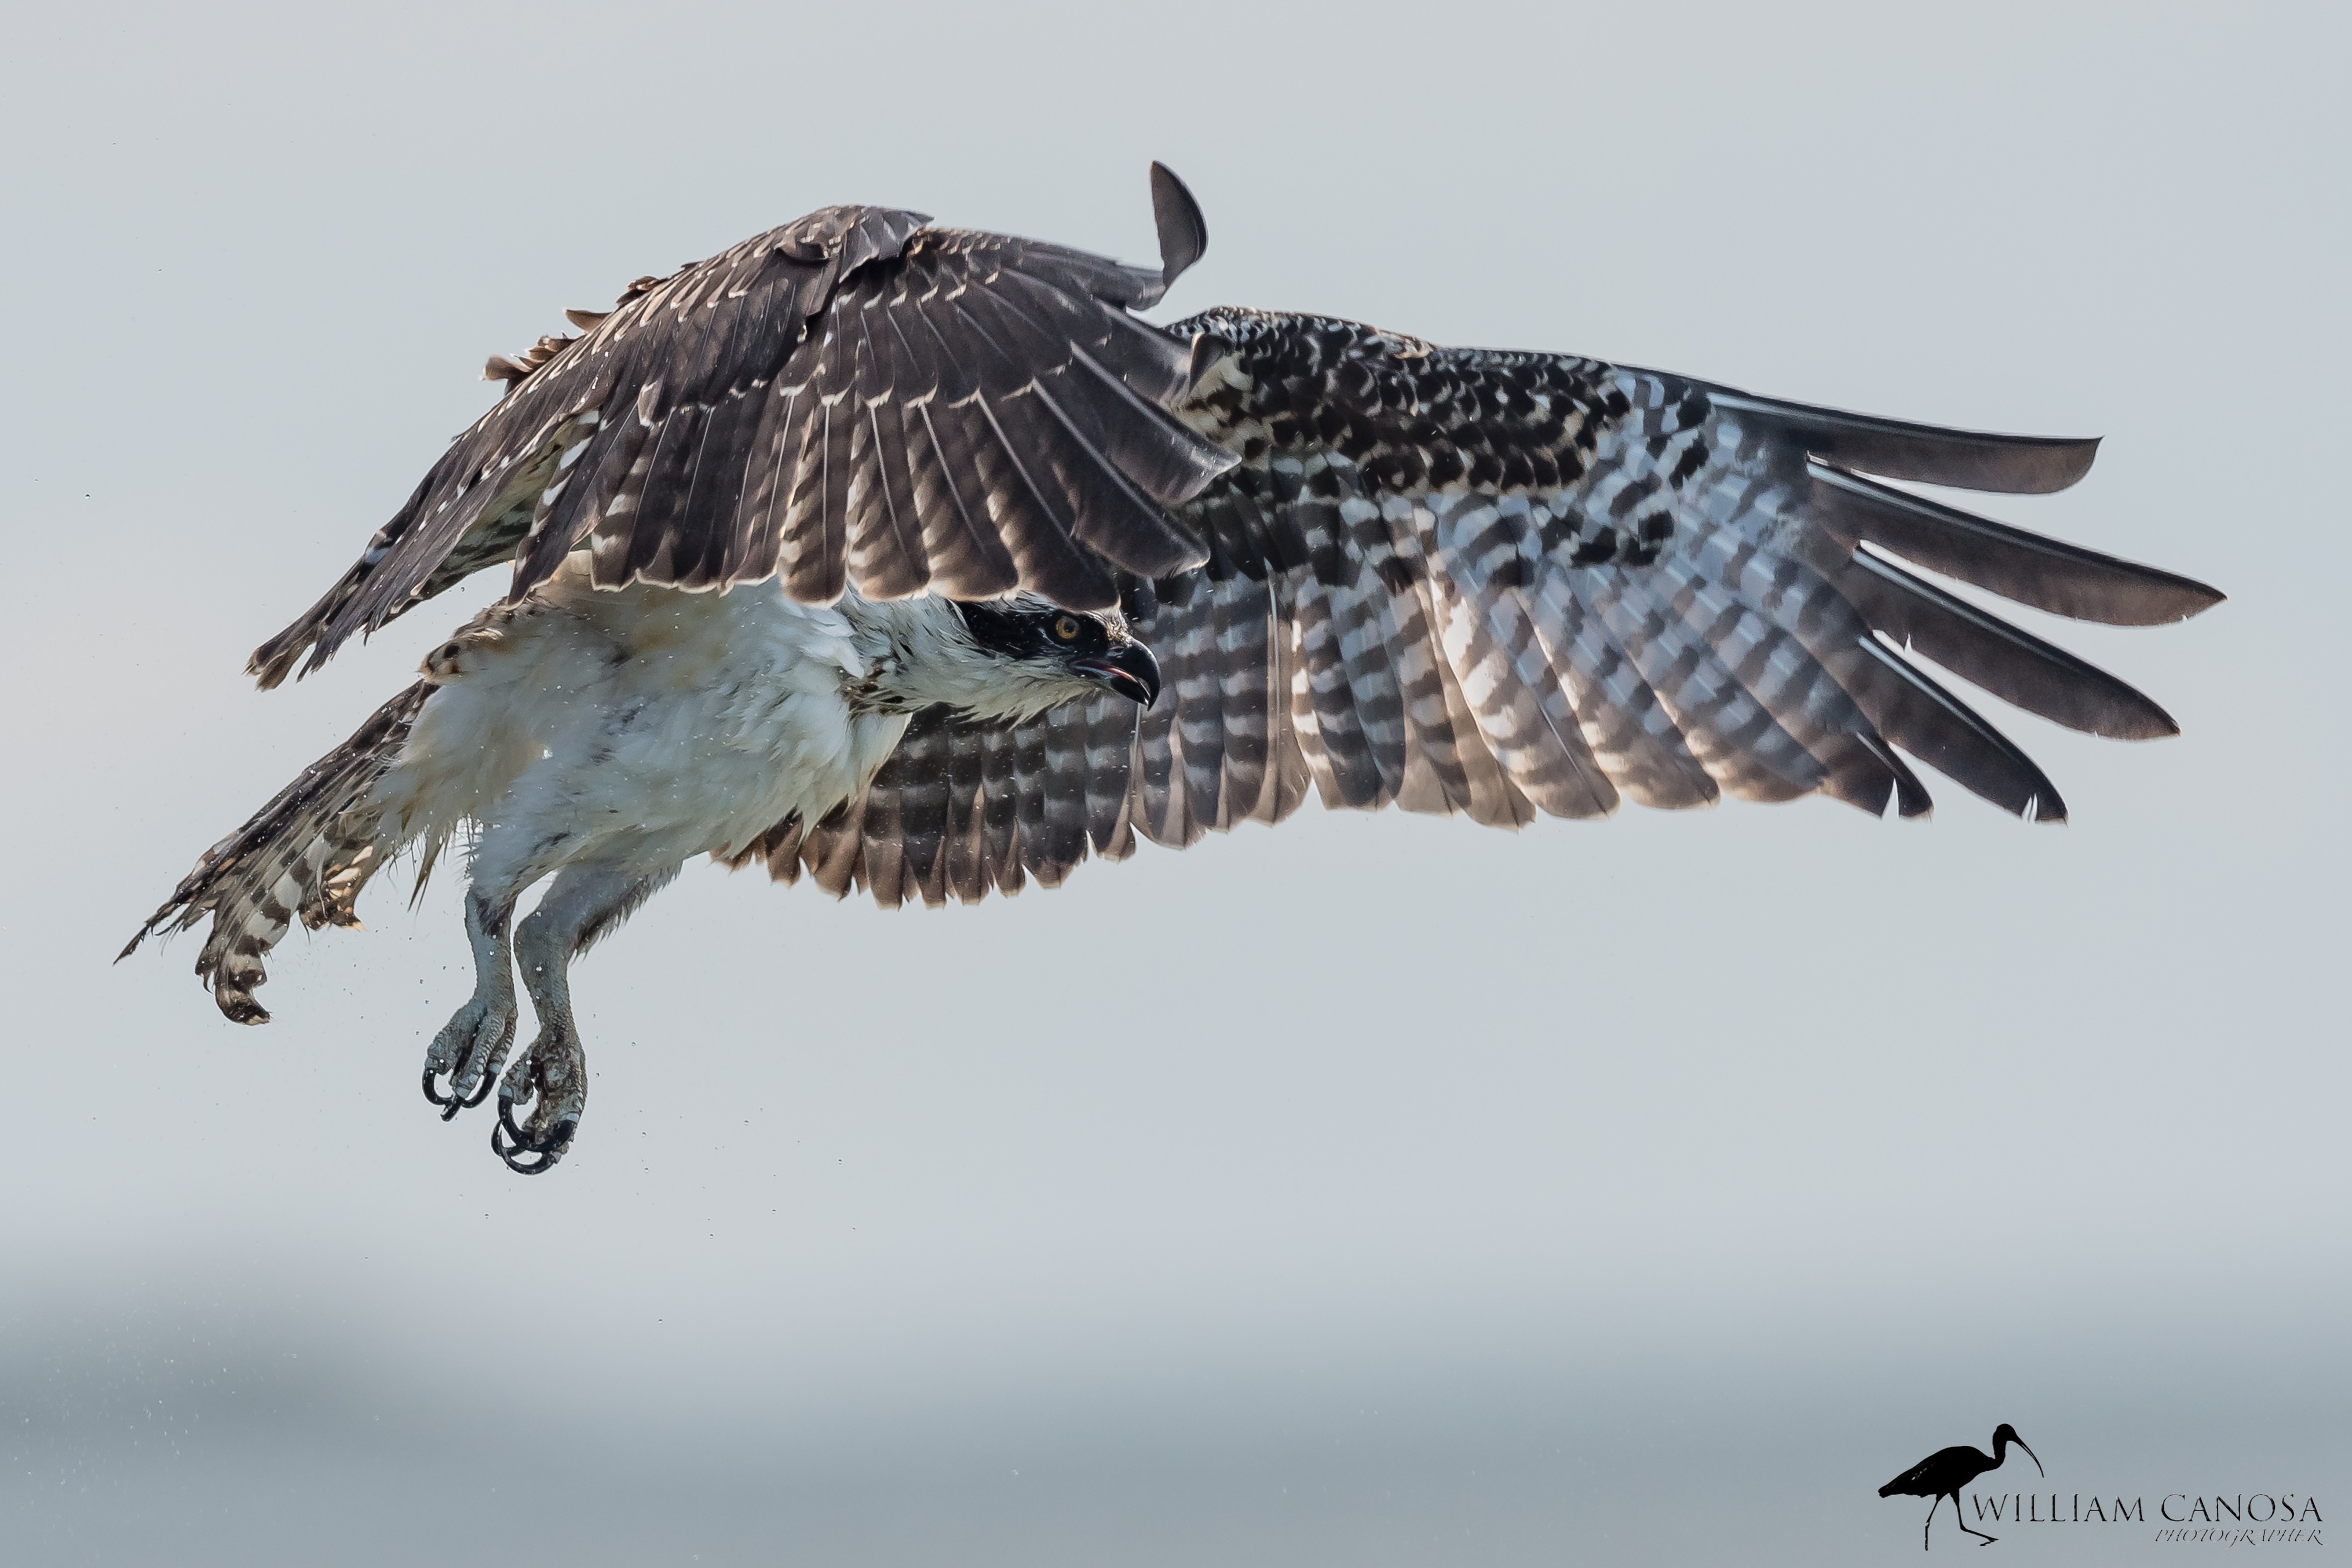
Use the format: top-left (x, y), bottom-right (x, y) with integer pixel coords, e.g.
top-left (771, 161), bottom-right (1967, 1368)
top-left (123, 166), bottom-right (2222, 1174)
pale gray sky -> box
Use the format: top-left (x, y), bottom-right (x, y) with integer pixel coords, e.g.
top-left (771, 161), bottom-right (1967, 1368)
top-left (3, 3), bottom-right (2345, 1563)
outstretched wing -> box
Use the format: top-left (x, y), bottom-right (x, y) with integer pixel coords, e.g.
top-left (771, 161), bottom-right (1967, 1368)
top-left (736, 309), bottom-right (2222, 907)
top-left (249, 167), bottom-right (1233, 686)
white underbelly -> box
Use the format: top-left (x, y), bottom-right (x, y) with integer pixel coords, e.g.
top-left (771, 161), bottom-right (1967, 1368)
top-left (386, 570), bottom-right (907, 877)
top-left (547, 673), bottom-right (898, 861)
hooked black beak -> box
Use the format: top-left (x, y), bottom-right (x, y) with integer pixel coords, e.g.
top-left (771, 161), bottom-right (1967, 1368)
top-left (1075, 641), bottom-right (1162, 709)
top-left (2015, 1437), bottom-right (2044, 1479)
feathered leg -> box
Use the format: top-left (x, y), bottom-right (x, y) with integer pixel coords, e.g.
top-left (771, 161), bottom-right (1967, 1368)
top-left (422, 889), bottom-right (521, 1117)
top-left (490, 859), bottom-right (680, 1175)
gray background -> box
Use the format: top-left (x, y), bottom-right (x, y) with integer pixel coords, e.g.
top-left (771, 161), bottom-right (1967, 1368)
top-left (3, 3), bottom-right (2343, 1562)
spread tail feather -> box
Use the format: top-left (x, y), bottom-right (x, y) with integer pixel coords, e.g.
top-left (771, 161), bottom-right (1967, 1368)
top-left (118, 682), bottom-right (432, 1022)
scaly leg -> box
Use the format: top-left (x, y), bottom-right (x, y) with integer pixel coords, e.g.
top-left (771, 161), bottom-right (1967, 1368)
top-left (491, 859), bottom-right (679, 1175)
top-left (422, 889), bottom-right (520, 1119)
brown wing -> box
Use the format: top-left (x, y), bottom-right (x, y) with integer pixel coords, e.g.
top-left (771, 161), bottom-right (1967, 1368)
top-left (737, 309), bottom-right (2223, 909)
top-left (249, 168), bottom-right (1233, 687)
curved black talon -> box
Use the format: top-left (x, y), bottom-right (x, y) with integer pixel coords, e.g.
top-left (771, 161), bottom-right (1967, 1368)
top-left (423, 1033), bottom-right (502, 1119)
top-left (494, 1066), bottom-right (578, 1172)
top-left (495, 1087), bottom-right (568, 1154)
top-left (487, 1031), bottom-right (583, 1175)
top-left (424, 1063), bottom-right (495, 1119)
top-left (491, 1116), bottom-right (576, 1175)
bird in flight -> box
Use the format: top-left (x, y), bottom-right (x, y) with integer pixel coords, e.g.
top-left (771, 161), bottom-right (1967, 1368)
top-left (122, 165), bottom-right (2221, 1174)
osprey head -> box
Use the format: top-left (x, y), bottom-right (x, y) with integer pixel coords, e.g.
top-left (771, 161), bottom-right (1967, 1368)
top-left (951, 597), bottom-right (1162, 715)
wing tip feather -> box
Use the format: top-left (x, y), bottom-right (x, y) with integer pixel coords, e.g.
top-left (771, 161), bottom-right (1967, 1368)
top-left (1716, 389), bottom-right (2103, 495)
top-left (1148, 162), bottom-right (1208, 296)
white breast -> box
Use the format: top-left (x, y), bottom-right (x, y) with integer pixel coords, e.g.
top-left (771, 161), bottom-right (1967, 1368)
top-left (380, 563), bottom-right (912, 876)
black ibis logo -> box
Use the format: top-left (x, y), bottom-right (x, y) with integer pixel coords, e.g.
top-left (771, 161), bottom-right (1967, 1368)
top-left (1880, 1424), bottom-right (2044, 1548)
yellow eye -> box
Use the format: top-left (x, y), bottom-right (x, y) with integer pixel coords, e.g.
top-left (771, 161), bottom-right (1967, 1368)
top-left (1052, 615), bottom-right (1081, 642)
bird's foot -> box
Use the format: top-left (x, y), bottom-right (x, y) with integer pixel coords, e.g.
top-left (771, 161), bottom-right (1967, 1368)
top-left (490, 1028), bottom-right (586, 1175)
top-left (422, 994), bottom-right (517, 1120)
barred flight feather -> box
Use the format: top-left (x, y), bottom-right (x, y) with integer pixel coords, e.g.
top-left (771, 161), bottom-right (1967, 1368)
top-left (765, 306), bottom-right (2216, 908)
top-left (120, 684), bottom-right (432, 1019)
